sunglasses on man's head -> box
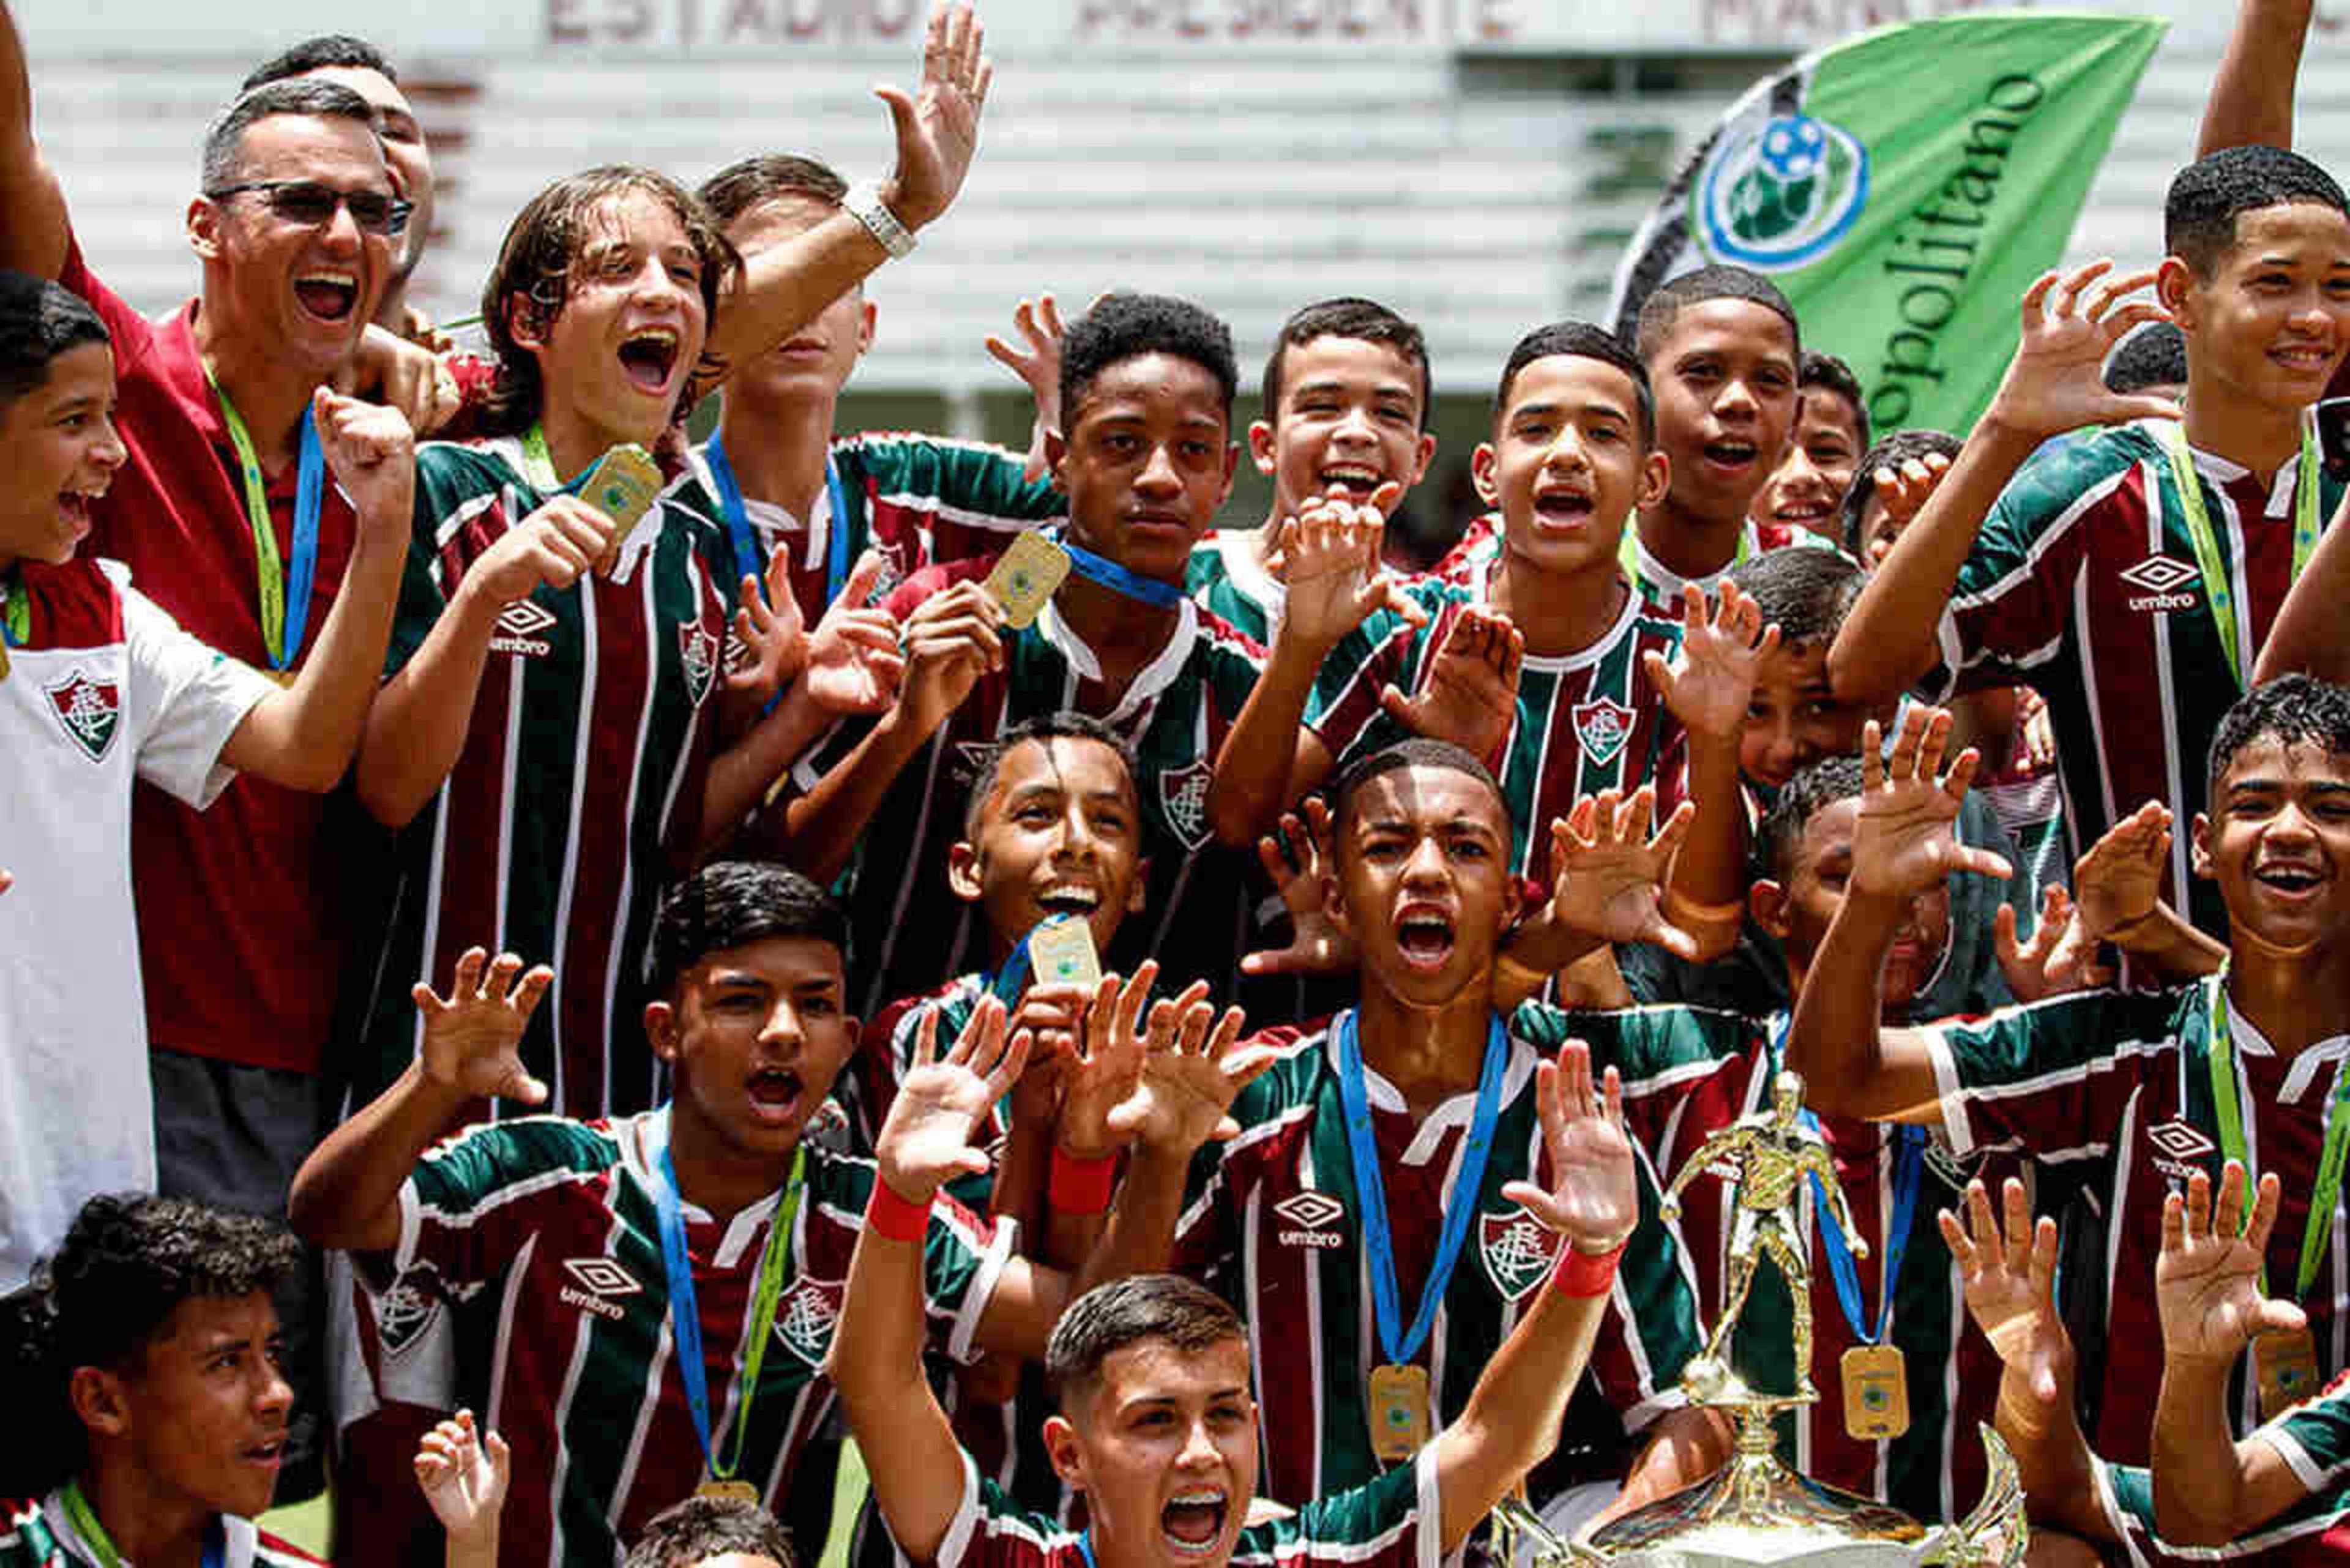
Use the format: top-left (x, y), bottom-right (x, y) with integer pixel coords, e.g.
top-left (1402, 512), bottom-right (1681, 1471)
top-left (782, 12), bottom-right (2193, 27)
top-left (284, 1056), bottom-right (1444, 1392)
top-left (204, 179), bottom-right (412, 237)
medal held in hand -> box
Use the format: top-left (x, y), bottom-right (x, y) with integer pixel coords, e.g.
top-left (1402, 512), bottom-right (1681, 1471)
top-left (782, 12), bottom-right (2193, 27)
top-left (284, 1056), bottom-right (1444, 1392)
top-left (1367, 1362), bottom-right (1431, 1461)
top-left (1026, 914), bottom-right (1102, 988)
top-left (982, 531), bottom-right (1072, 629)
top-left (582, 443), bottom-right (663, 531)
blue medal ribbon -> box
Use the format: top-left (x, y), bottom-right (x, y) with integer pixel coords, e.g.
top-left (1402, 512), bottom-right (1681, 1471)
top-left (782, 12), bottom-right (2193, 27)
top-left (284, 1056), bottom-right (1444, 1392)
top-left (708, 435), bottom-right (854, 609)
top-left (1050, 528), bottom-right (1185, 610)
top-left (1769, 1018), bottom-right (1918, 1345)
top-left (1332, 1009), bottom-right (1508, 1367)
top-left (283, 414), bottom-right (325, 670)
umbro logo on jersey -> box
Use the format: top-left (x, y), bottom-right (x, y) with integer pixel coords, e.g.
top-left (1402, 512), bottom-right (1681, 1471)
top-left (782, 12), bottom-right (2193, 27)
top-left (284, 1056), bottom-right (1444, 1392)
top-left (2147, 1118), bottom-right (2217, 1179)
top-left (1572, 698), bottom-right (1634, 767)
top-left (679, 622), bottom-right (719, 705)
top-left (373, 1277), bottom-right (441, 1359)
top-left (43, 668), bottom-right (119, 763)
top-left (1479, 1206), bottom-right (1565, 1304)
top-left (1158, 760), bottom-right (1213, 851)
top-left (559, 1257), bottom-right (640, 1321)
top-left (2119, 554), bottom-right (2201, 613)
top-left (1273, 1190), bottom-right (1346, 1248)
top-left (772, 1277), bottom-right (845, 1366)
top-left (490, 599), bottom-right (557, 657)
top-left (1922, 1129), bottom-right (1982, 1193)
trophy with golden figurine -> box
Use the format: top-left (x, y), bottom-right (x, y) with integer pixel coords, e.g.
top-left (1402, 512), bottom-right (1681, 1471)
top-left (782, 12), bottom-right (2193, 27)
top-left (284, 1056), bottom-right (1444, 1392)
top-left (1491, 1070), bottom-right (2029, 1567)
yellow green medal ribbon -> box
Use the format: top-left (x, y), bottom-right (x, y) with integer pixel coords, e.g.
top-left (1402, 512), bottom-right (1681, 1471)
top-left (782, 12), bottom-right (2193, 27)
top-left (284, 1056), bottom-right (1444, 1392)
top-left (2, 569), bottom-right (26, 647)
top-left (2206, 973), bottom-right (2350, 1299)
top-left (1616, 519), bottom-right (1751, 591)
top-left (2162, 425), bottom-right (2322, 689)
top-left (205, 368), bottom-right (323, 671)
top-left (518, 423), bottom-right (563, 491)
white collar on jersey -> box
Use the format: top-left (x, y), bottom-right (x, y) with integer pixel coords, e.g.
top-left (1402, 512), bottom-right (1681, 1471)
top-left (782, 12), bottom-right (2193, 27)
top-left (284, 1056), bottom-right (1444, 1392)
top-left (1037, 592), bottom-right (1199, 726)
top-left (1630, 517), bottom-right (1758, 609)
top-left (2150, 419), bottom-right (2300, 521)
top-left (630, 1104), bottom-right (792, 1266)
top-left (2227, 1001), bottom-right (2350, 1105)
top-left (1320, 1020), bottom-right (1540, 1167)
top-left (1481, 553), bottom-right (1652, 675)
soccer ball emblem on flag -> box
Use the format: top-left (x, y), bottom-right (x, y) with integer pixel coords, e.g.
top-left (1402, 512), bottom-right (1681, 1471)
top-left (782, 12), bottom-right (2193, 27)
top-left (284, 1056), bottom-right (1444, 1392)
top-left (1696, 112), bottom-right (1870, 272)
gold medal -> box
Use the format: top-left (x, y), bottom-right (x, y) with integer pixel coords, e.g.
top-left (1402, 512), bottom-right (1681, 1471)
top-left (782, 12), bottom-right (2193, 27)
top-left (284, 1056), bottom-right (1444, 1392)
top-left (1840, 1344), bottom-right (1910, 1439)
top-left (0, 641), bottom-right (10, 682)
top-left (269, 666), bottom-right (299, 688)
top-left (2257, 1326), bottom-right (2322, 1421)
top-left (696, 1477), bottom-right (761, 1505)
top-left (1367, 1362), bottom-right (1430, 1460)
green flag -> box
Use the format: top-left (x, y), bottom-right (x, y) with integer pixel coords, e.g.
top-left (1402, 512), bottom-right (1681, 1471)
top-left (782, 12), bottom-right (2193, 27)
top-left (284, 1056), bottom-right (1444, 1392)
top-left (1608, 13), bottom-right (2166, 438)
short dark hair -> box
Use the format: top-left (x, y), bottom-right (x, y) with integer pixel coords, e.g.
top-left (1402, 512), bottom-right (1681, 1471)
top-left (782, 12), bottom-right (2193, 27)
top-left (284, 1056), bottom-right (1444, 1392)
top-left (240, 35), bottom-right (394, 93)
top-left (647, 862), bottom-right (846, 999)
top-left (1045, 1274), bottom-right (1245, 1413)
top-left (963, 712), bottom-right (1141, 837)
top-left (1330, 737), bottom-right (1508, 840)
top-left (0, 270), bottom-right (110, 408)
top-left (1839, 428), bottom-right (1962, 557)
top-left (1633, 265), bottom-right (1802, 365)
top-left (1753, 755), bottom-right (1866, 882)
top-left (2166, 145), bottom-right (2350, 280)
top-left (1799, 349), bottom-right (1870, 451)
top-left (2207, 674), bottom-right (2350, 801)
top-left (1726, 545), bottom-right (1865, 650)
top-left (200, 78), bottom-right (379, 195)
top-left (697, 154), bottom-right (849, 228)
top-left (1492, 321), bottom-right (1654, 448)
top-left (0, 1195), bottom-right (299, 1498)
top-left (479, 166), bottom-right (741, 436)
top-left (2105, 321), bottom-right (2188, 395)
top-left (1060, 293), bottom-right (1237, 427)
top-left (624, 1494), bottom-right (798, 1568)
top-left (1259, 297), bottom-right (1432, 430)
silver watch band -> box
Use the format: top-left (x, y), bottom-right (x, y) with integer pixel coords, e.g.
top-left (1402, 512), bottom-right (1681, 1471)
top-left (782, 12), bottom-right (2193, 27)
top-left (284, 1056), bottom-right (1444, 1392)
top-left (845, 184), bottom-right (917, 259)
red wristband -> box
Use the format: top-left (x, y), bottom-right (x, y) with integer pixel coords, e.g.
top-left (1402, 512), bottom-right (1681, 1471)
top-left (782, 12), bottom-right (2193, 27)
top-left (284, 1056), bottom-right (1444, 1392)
top-left (866, 1179), bottom-right (933, 1242)
top-left (1049, 1148), bottom-right (1118, 1214)
top-left (1550, 1238), bottom-right (1625, 1298)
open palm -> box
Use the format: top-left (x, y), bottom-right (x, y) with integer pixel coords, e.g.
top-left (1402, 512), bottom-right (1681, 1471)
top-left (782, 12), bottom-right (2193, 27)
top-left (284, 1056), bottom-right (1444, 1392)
top-left (1502, 1040), bottom-right (1637, 1253)
top-left (2158, 1163), bottom-right (2305, 1365)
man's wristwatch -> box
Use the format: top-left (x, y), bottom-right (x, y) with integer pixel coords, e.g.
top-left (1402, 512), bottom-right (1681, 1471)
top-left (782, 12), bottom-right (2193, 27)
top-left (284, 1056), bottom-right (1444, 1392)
top-left (845, 184), bottom-right (917, 258)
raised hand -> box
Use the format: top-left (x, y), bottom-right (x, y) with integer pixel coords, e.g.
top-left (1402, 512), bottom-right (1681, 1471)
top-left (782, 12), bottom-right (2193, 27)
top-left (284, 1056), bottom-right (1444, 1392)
top-left (1004, 980), bottom-right (1088, 1129)
top-left (724, 549), bottom-right (808, 706)
top-left (1987, 260), bottom-right (2181, 441)
top-left (1994, 884), bottom-right (2106, 1002)
top-left (1501, 1040), bottom-right (1638, 1254)
top-left (1275, 483), bottom-right (1424, 652)
top-left (339, 325), bottom-right (464, 437)
top-left (874, 2), bottom-right (993, 232)
top-left (1057, 966), bottom-right (1155, 1157)
top-left (412, 949), bottom-right (554, 1106)
top-left (1644, 581), bottom-right (1780, 745)
top-left (1863, 450), bottom-right (1953, 564)
top-left (986, 293), bottom-right (1083, 482)
top-left (413, 1409), bottom-right (510, 1546)
top-left (879, 995), bottom-right (1031, 1202)
top-left (1106, 984), bottom-right (1274, 1158)
top-left (2072, 799), bottom-right (2170, 943)
top-left (2158, 1162), bottom-right (2305, 1368)
top-left (802, 551), bottom-right (906, 714)
top-left (1240, 797), bottom-right (1359, 979)
top-left (1545, 786), bottom-right (1701, 960)
top-left (311, 386), bottom-right (416, 534)
top-left (464, 495), bottom-right (623, 607)
top-left (893, 578), bottom-right (1004, 737)
top-left (1381, 605), bottom-right (1522, 763)
top-left (1851, 707), bottom-right (2013, 903)
top-left (1939, 1177), bottom-right (2073, 1407)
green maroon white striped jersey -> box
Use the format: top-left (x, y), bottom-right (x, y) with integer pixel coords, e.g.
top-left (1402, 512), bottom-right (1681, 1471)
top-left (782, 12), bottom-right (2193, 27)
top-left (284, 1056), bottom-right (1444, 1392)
top-left (1927, 982), bottom-right (2350, 1468)
top-left (1168, 1009), bottom-right (1704, 1510)
top-left (1185, 531), bottom-right (1283, 646)
top-left (342, 436), bottom-right (732, 1118)
top-left (934, 1446), bottom-right (1441, 1568)
top-left (2094, 1367), bottom-right (2350, 1563)
top-left (386, 1108), bottom-right (1012, 1568)
top-left (671, 432), bottom-right (1062, 624)
top-left (0, 1501), bottom-right (323, 1568)
top-left (1307, 559), bottom-right (1688, 878)
top-left (1428, 514), bottom-right (1766, 616)
top-left (793, 557), bottom-right (1268, 1018)
top-left (1930, 422), bottom-right (2348, 936)
top-left (1600, 1006), bottom-right (2020, 1525)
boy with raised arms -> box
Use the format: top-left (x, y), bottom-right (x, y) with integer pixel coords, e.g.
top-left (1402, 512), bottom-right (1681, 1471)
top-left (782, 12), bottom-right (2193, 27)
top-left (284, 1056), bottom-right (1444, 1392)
top-left (775, 293), bottom-right (1271, 1017)
top-left (1829, 150), bottom-right (2350, 936)
top-left (1185, 297), bottom-right (1438, 646)
top-left (832, 976), bottom-right (1646, 1568)
top-left (293, 862), bottom-right (1116, 1567)
top-left (1788, 678), bottom-right (2350, 1468)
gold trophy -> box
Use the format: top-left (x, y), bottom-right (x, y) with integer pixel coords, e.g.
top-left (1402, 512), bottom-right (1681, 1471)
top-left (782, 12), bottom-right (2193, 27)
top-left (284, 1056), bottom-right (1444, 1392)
top-left (1491, 1070), bottom-right (2029, 1567)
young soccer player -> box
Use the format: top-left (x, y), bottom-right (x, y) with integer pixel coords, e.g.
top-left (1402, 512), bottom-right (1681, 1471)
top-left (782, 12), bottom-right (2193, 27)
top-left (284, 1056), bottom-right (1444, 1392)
top-left (0, 1195), bottom-right (320, 1568)
top-left (832, 987), bottom-right (1646, 1568)
top-left (0, 271), bottom-right (417, 1291)
top-left (1830, 149), bottom-right (2350, 936)
top-left (1186, 297), bottom-right (1439, 645)
top-left (1750, 349), bottom-right (1867, 551)
top-left (291, 862), bottom-right (1089, 1567)
top-left (679, 154), bottom-right (1063, 630)
top-left (775, 293), bottom-right (1270, 1017)
top-left (1625, 267), bottom-right (1802, 608)
top-left (1218, 320), bottom-right (1762, 962)
top-left (1789, 679), bottom-right (2350, 1468)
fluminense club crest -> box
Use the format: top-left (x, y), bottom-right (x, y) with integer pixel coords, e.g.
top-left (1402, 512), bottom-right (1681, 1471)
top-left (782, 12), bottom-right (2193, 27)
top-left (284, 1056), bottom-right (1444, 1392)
top-left (1159, 760), bottom-right (1213, 851)
top-left (44, 667), bottom-right (119, 763)
top-left (1572, 698), bottom-right (1635, 768)
top-left (1480, 1205), bottom-right (1565, 1304)
top-left (679, 622), bottom-right (719, 704)
top-left (773, 1276), bottom-right (845, 1366)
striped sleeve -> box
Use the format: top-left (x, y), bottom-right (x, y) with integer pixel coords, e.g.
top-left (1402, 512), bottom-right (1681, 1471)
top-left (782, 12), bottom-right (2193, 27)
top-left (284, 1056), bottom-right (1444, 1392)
top-left (2260, 1370), bottom-right (2350, 1494)
top-left (851, 432), bottom-right (1064, 558)
top-left (1305, 587), bottom-right (1450, 760)
top-left (934, 1450), bottom-right (1088, 1568)
top-left (394, 1116), bottom-right (619, 1288)
top-left (1241, 1444), bottom-right (1440, 1568)
top-left (807, 1149), bottom-right (1016, 1364)
top-left (1924, 989), bottom-right (2183, 1161)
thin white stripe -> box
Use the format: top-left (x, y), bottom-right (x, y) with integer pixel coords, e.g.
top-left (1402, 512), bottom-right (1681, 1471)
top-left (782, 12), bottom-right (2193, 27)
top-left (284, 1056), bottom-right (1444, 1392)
top-left (495, 654), bottom-right (527, 1113)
